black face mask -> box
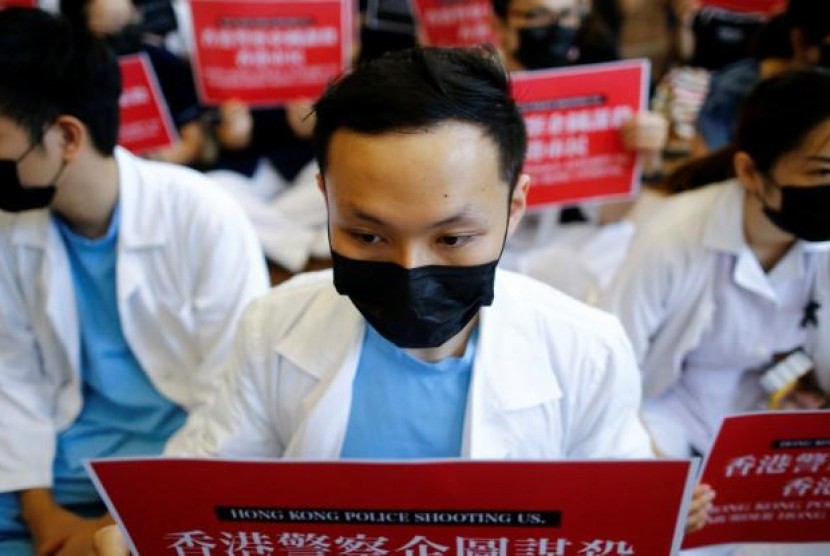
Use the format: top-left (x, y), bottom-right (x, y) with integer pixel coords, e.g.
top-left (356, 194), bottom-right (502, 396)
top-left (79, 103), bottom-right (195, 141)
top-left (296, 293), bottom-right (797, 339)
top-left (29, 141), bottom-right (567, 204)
top-left (515, 22), bottom-right (579, 70)
top-left (0, 143), bottom-right (62, 213)
top-left (762, 182), bottom-right (830, 242)
top-left (332, 251), bottom-right (498, 349)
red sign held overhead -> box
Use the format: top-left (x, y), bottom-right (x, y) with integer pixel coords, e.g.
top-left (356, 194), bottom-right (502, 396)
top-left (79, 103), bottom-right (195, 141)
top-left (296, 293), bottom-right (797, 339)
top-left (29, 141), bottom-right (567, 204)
top-left (189, 0), bottom-right (353, 106)
top-left (511, 60), bottom-right (649, 209)
top-left (683, 411), bottom-right (830, 549)
top-left (89, 458), bottom-right (697, 556)
top-left (697, 0), bottom-right (786, 16)
top-left (0, 0), bottom-right (36, 8)
top-left (411, 0), bottom-right (495, 47)
top-left (117, 54), bottom-right (178, 155)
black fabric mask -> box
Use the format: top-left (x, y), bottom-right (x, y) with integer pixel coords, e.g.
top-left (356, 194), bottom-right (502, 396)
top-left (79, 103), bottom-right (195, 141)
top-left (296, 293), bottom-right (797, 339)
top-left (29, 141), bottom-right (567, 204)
top-left (0, 143), bottom-right (61, 213)
top-left (332, 251), bottom-right (498, 349)
top-left (762, 183), bottom-right (830, 242)
top-left (515, 22), bottom-right (579, 70)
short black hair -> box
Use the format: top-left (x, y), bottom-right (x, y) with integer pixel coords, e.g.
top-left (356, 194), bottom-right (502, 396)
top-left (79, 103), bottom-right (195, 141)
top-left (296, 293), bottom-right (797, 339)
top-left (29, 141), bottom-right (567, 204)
top-left (313, 46), bottom-right (528, 190)
top-left (0, 8), bottom-right (121, 155)
top-left (736, 68), bottom-right (830, 173)
top-left (786, 0), bottom-right (830, 46)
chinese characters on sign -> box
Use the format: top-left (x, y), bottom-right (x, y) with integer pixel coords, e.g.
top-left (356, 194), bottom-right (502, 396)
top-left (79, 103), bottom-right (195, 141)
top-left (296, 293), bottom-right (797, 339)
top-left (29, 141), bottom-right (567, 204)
top-left (117, 54), bottom-right (178, 155)
top-left (683, 411), bottom-right (830, 549)
top-left (410, 0), bottom-right (495, 47)
top-left (189, 0), bottom-right (353, 106)
top-left (162, 531), bottom-right (637, 556)
top-left (88, 459), bottom-right (696, 555)
top-left (510, 60), bottom-right (649, 208)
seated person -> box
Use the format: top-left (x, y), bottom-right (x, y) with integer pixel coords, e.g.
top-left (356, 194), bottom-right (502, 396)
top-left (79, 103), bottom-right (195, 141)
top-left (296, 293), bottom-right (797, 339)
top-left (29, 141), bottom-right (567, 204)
top-left (61, 0), bottom-right (206, 167)
top-left (0, 8), bottom-right (269, 554)
top-left (695, 0), bottom-right (830, 153)
top-left (95, 44), bottom-right (713, 554)
top-left (489, 0), bottom-right (669, 256)
top-left (603, 68), bottom-right (830, 555)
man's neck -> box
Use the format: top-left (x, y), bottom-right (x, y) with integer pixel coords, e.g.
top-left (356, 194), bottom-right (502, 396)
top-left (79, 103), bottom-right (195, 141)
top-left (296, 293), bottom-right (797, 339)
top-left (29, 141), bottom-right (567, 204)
top-left (52, 153), bottom-right (120, 239)
top-left (404, 315), bottom-right (479, 363)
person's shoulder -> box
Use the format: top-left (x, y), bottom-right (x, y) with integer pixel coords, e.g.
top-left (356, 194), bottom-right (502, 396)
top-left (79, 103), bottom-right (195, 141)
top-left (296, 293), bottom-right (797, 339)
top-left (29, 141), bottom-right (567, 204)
top-left (123, 149), bottom-right (246, 219)
top-left (494, 269), bottom-right (622, 337)
top-left (245, 270), bottom-right (338, 322)
top-left (631, 180), bottom-right (732, 253)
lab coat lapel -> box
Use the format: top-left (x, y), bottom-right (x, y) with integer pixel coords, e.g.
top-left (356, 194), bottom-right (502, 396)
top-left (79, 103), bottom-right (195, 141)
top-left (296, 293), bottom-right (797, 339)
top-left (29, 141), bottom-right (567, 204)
top-left (466, 274), bottom-right (563, 459)
top-left (12, 210), bottom-right (81, 380)
top-left (279, 290), bottom-right (365, 459)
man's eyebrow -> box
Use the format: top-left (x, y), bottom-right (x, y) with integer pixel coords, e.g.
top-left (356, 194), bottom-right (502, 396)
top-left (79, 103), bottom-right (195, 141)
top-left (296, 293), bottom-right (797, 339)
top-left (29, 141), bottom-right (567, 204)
top-left (807, 155), bottom-right (830, 163)
top-left (350, 206), bottom-right (486, 229)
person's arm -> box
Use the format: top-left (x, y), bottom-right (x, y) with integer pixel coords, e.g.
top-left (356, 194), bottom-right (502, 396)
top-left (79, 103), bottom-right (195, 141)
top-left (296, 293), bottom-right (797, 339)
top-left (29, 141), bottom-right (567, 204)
top-left (93, 525), bottom-right (129, 556)
top-left (20, 489), bottom-right (114, 556)
top-left (148, 121), bottom-right (205, 166)
top-left (599, 218), bottom-right (676, 367)
top-left (215, 99), bottom-right (254, 150)
top-left (620, 111), bottom-right (670, 178)
top-left (181, 183), bottom-right (270, 411)
top-left (165, 292), bottom-right (286, 459)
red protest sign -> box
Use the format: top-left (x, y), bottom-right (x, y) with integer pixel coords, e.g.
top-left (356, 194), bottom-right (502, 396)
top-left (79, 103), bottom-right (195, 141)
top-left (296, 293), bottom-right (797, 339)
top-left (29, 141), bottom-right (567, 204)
top-left (697, 0), bottom-right (786, 15)
top-left (117, 54), bottom-right (178, 155)
top-left (0, 0), bottom-right (36, 8)
top-left (89, 459), bottom-right (697, 556)
top-left (411, 0), bottom-right (495, 47)
top-left (189, 0), bottom-right (353, 106)
top-left (511, 60), bottom-right (649, 208)
top-left (683, 411), bottom-right (830, 549)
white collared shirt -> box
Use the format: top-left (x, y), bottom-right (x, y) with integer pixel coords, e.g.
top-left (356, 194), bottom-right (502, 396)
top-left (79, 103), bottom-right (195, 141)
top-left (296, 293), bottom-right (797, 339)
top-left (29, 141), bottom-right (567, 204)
top-left (603, 179), bottom-right (830, 456)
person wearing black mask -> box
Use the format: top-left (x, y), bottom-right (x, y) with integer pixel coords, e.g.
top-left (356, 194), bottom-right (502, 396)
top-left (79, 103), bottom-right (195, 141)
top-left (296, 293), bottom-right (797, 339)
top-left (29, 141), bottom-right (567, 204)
top-left (60, 0), bottom-right (205, 167)
top-left (0, 9), bottom-right (268, 554)
top-left (695, 0), bottom-right (830, 154)
top-left (604, 68), bottom-right (830, 554)
top-left (489, 0), bottom-right (669, 265)
top-left (490, 0), bottom-right (617, 72)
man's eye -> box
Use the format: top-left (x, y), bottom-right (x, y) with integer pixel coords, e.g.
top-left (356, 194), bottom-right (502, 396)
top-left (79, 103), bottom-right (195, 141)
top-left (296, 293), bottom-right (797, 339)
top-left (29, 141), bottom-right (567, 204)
top-left (438, 235), bottom-right (473, 248)
top-left (351, 232), bottom-right (383, 245)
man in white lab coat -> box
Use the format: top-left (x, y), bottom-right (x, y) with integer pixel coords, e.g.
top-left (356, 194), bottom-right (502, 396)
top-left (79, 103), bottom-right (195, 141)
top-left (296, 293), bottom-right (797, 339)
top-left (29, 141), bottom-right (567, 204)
top-left (0, 8), bottom-right (269, 555)
top-left (94, 42), bottom-right (717, 556)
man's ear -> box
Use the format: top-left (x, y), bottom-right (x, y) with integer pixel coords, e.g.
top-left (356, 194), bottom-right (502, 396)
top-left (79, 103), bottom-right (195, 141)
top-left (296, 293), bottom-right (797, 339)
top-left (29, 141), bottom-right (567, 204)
top-left (734, 150), bottom-right (764, 197)
top-left (506, 173), bottom-right (531, 238)
top-left (52, 115), bottom-right (85, 162)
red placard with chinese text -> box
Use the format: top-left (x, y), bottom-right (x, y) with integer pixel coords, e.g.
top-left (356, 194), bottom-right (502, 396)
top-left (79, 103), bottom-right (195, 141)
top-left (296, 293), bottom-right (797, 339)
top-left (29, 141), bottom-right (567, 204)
top-left (683, 411), bottom-right (830, 549)
top-left (0, 0), bottom-right (36, 8)
top-left (189, 0), bottom-right (353, 106)
top-left (118, 54), bottom-right (178, 155)
top-left (697, 0), bottom-right (786, 15)
top-left (89, 458), bottom-right (697, 556)
top-left (511, 60), bottom-right (649, 208)
top-left (411, 0), bottom-right (495, 47)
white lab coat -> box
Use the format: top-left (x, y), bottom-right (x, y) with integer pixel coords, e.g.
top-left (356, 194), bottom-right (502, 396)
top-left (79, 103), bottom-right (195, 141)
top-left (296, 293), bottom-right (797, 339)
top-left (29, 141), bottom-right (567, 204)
top-left (602, 180), bottom-right (830, 400)
top-left (602, 180), bottom-right (830, 556)
top-left (166, 269), bottom-right (653, 460)
top-left (0, 148), bottom-right (269, 493)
